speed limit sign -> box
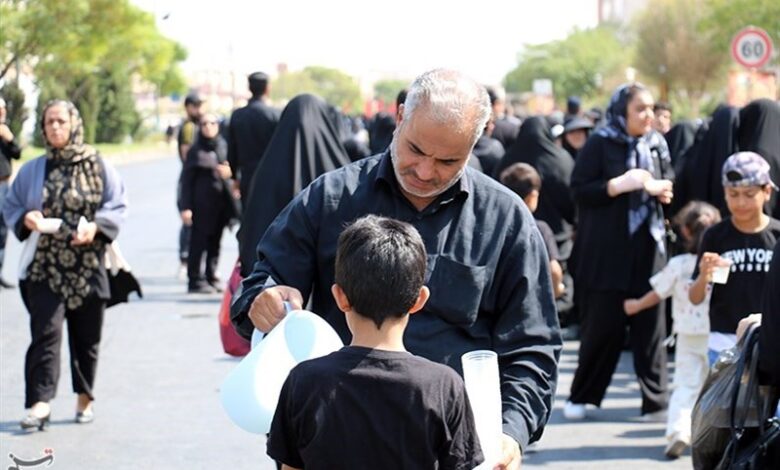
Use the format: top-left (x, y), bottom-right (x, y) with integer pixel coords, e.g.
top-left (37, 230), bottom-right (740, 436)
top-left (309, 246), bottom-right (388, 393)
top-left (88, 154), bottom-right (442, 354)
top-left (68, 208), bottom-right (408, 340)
top-left (731, 26), bottom-right (774, 69)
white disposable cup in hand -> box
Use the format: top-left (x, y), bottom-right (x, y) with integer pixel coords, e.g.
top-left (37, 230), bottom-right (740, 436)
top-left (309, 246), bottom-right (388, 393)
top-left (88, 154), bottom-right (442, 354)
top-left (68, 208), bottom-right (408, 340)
top-left (36, 218), bottom-right (63, 234)
top-left (712, 260), bottom-right (732, 284)
top-left (461, 350), bottom-right (502, 468)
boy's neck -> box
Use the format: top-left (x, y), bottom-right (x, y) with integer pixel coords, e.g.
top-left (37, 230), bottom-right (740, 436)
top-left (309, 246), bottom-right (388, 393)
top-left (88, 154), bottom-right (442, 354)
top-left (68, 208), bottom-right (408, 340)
top-left (731, 213), bottom-right (770, 234)
top-left (348, 314), bottom-right (408, 352)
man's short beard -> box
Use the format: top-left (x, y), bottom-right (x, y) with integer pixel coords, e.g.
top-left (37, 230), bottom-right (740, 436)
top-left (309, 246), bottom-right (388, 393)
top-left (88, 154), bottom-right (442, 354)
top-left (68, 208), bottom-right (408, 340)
top-left (390, 139), bottom-right (465, 200)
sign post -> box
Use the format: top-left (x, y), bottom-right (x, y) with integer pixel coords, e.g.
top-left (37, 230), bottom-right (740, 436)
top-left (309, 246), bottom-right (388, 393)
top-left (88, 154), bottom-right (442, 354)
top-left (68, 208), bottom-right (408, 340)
top-left (731, 26), bottom-right (774, 69)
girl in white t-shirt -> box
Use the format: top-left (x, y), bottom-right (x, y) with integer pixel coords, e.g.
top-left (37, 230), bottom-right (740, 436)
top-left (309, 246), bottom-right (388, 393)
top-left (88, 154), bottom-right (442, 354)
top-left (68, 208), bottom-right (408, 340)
top-left (623, 201), bottom-right (721, 459)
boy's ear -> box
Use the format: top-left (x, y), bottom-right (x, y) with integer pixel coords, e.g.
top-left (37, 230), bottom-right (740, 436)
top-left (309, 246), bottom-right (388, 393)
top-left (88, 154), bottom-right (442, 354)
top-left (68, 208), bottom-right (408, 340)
top-left (408, 286), bottom-right (430, 315)
top-left (331, 284), bottom-right (351, 313)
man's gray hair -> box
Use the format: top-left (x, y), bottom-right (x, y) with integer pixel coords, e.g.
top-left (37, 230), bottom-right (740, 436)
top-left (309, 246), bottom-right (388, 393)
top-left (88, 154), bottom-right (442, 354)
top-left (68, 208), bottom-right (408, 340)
top-left (402, 69), bottom-right (491, 148)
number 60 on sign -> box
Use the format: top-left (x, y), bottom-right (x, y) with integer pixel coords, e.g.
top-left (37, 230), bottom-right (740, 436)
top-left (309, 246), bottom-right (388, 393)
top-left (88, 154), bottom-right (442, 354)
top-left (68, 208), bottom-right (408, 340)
top-left (731, 26), bottom-right (774, 69)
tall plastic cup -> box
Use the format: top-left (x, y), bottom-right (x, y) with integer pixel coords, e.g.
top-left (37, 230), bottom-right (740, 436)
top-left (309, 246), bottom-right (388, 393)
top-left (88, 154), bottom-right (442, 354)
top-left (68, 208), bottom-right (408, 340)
top-left (461, 350), bottom-right (502, 468)
top-left (220, 306), bottom-right (344, 434)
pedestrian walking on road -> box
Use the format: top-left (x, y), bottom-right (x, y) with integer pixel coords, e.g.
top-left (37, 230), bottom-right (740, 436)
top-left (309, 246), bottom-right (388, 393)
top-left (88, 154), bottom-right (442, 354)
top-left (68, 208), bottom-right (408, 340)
top-left (0, 96), bottom-right (22, 288)
top-left (236, 94), bottom-right (350, 277)
top-left (623, 201), bottom-right (721, 458)
top-left (226, 71), bottom-right (280, 210)
top-left (176, 93), bottom-right (203, 278)
top-left (565, 83), bottom-right (673, 421)
top-left (2, 99), bottom-right (128, 431)
top-left (180, 112), bottom-right (236, 294)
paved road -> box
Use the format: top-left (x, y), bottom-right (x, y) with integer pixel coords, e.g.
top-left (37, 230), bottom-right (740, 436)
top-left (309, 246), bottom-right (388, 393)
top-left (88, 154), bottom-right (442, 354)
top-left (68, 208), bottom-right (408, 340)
top-left (0, 154), bottom-right (692, 469)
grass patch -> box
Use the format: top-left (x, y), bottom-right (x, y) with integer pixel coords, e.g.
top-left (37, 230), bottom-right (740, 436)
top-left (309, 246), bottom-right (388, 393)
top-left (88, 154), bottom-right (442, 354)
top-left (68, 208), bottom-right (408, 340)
top-left (20, 140), bottom-right (169, 163)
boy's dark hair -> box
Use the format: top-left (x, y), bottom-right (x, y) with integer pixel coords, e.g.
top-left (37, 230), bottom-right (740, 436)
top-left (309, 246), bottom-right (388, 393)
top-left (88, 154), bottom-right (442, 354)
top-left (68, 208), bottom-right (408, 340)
top-left (654, 101), bottom-right (672, 113)
top-left (248, 72), bottom-right (269, 97)
top-left (335, 215), bottom-right (427, 329)
top-left (499, 162), bottom-right (542, 199)
top-left (673, 200), bottom-right (721, 254)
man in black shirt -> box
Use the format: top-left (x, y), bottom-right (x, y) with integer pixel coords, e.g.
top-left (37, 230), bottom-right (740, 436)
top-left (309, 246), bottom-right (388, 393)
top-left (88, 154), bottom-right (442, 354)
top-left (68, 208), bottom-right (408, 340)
top-left (0, 97), bottom-right (22, 288)
top-left (227, 72), bottom-right (280, 208)
top-left (233, 69), bottom-right (561, 469)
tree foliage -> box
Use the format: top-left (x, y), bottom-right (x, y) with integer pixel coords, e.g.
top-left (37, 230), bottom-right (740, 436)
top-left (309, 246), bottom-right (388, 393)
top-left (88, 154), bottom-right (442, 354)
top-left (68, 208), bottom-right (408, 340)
top-left (374, 79), bottom-right (409, 106)
top-left (634, 0), bottom-right (727, 116)
top-left (0, 80), bottom-right (28, 136)
top-left (503, 26), bottom-right (631, 104)
top-left (95, 70), bottom-right (140, 143)
top-left (703, 0), bottom-right (780, 66)
top-left (1, 0), bottom-right (187, 142)
top-left (271, 66), bottom-right (363, 113)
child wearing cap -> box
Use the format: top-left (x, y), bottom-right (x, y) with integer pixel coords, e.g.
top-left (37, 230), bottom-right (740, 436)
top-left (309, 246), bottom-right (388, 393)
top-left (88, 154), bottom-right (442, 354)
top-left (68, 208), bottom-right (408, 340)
top-left (689, 151), bottom-right (780, 364)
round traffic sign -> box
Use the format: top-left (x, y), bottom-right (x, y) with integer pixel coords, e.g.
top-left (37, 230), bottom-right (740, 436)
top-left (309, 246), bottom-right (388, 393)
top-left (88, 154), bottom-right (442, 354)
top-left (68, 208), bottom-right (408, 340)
top-left (731, 27), bottom-right (774, 69)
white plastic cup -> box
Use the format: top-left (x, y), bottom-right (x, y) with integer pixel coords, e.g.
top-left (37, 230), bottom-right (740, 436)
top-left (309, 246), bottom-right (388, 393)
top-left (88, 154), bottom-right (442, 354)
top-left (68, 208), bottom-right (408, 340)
top-left (220, 307), bottom-right (344, 434)
top-left (461, 350), bottom-right (502, 468)
top-left (712, 260), bottom-right (732, 284)
top-left (36, 218), bottom-right (62, 234)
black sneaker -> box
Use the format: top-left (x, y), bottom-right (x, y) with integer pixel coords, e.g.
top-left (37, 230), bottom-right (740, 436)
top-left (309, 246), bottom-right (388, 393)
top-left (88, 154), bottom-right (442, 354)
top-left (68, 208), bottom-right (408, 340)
top-left (188, 283), bottom-right (216, 294)
top-left (207, 278), bottom-right (224, 293)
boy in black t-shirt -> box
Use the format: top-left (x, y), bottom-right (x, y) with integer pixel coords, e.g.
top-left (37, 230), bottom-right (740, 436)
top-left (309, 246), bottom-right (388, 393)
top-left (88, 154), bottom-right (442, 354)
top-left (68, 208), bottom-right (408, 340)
top-left (267, 215), bottom-right (483, 470)
top-left (690, 151), bottom-right (780, 364)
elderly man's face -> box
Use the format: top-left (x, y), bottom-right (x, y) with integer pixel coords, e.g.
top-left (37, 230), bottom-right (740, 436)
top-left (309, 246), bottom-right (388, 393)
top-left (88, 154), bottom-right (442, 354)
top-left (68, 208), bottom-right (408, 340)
top-left (391, 104), bottom-right (474, 211)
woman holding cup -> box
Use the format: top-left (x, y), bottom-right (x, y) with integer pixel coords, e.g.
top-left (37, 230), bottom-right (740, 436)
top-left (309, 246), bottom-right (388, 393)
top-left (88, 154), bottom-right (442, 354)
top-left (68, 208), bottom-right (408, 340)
top-left (689, 151), bottom-right (780, 364)
top-left (3, 100), bottom-right (127, 430)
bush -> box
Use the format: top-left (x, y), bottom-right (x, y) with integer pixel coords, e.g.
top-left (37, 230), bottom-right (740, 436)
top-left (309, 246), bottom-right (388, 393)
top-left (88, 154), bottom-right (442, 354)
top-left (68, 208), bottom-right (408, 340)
top-left (95, 70), bottom-right (140, 143)
top-left (0, 81), bottom-right (28, 138)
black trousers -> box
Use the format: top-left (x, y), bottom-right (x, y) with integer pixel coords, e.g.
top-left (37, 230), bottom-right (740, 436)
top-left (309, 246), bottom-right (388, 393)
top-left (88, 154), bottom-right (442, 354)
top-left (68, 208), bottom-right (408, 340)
top-left (187, 221), bottom-right (224, 287)
top-left (569, 289), bottom-right (668, 414)
top-left (22, 282), bottom-right (106, 408)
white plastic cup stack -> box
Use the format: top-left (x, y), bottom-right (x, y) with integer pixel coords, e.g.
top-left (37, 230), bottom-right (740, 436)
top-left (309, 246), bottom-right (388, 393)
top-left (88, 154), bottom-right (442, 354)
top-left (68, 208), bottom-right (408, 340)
top-left (461, 350), bottom-right (503, 468)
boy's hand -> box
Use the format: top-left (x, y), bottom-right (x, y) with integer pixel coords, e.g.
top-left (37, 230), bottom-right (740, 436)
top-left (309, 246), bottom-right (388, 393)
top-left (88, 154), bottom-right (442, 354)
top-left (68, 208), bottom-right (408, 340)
top-left (736, 313), bottom-right (762, 341)
top-left (494, 434), bottom-right (521, 470)
top-left (249, 285), bottom-right (304, 333)
top-left (698, 252), bottom-right (725, 282)
top-left (623, 299), bottom-right (641, 316)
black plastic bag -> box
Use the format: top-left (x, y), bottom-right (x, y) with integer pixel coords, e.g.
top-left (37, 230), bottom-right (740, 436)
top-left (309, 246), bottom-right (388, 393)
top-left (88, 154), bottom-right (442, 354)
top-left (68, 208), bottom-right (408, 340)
top-left (691, 326), bottom-right (779, 469)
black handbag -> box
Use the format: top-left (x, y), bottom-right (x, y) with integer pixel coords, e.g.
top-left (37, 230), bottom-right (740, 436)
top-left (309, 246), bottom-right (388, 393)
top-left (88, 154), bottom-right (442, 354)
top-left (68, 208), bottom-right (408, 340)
top-left (692, 325), bottom-right (779, 469)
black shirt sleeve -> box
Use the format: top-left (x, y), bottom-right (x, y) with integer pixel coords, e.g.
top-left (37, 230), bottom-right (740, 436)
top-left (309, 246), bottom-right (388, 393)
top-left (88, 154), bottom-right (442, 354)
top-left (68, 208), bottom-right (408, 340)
top-left (535, 220), bottom-right (560, 261)
top-left (266, 374), bottom-right (305, 468)
top-left (759, 240), bottom-right (780, 385)
top-left (571, 136), bottom-right (613, 207)
top-left (438, 378), bottom-right (484, 470)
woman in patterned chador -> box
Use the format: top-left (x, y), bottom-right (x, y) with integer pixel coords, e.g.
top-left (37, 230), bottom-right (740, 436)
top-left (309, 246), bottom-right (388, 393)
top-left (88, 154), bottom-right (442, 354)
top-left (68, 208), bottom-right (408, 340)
top-left (3, 100), bottom-right (128, 431)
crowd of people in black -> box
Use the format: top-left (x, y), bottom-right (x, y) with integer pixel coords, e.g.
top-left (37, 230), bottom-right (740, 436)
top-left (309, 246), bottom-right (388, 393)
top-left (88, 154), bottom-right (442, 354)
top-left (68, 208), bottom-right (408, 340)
top-left (3, 66), bottom-right (778, 468)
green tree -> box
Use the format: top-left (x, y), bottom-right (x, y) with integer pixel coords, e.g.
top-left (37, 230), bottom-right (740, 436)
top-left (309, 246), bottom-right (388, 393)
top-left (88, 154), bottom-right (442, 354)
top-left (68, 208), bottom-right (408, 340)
top-left (374, 79), bottom-right (409, 106)
top-left (703, 0), bottom-right (780, 66)
top-left (95, 69), bottom-right (140, 143)
top-left (2, 0), bottom-right (187, 142)
top-left (272, 66), bottom-right (363, 112)
top-left (0, 80), bottom-right (28, 137)
top-left (503, 26), bottom-right (631, 105)
top-left (634, 0), bottom-right (727, 117)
